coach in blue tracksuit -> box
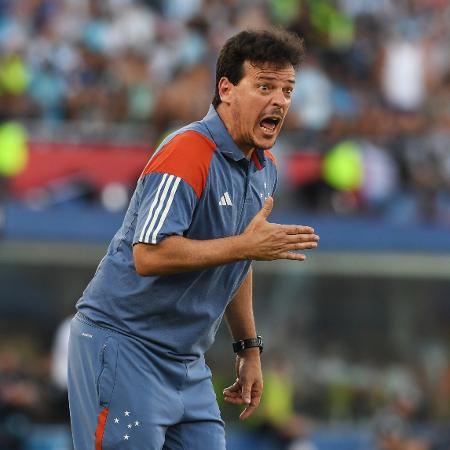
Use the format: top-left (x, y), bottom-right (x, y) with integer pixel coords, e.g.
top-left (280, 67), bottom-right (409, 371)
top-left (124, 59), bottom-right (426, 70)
top-left (68, 28), bottom-right (319, 450)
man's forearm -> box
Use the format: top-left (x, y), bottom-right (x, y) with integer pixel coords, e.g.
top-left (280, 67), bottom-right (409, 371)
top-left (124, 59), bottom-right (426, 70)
top-left (224, 268), bottom-right (257, 343)
top-left (133, 234), bottom-right (248, 276)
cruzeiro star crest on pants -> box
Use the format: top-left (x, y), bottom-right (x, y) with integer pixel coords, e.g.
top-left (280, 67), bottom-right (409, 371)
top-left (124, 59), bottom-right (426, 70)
top-left (112, 410), bottom-right (141, 441)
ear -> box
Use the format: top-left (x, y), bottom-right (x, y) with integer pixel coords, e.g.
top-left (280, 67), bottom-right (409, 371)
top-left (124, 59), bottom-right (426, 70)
top-left (218, 77), bottom-right (234, 105)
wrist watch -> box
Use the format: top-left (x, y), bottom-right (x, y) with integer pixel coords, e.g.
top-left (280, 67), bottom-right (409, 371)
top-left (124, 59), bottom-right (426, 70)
top-left (232, 335), bottom-right (263, 354)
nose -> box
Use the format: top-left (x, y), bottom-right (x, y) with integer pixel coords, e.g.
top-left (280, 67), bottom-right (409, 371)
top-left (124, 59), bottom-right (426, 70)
top-left (271, 89), bottom-right (289, 109)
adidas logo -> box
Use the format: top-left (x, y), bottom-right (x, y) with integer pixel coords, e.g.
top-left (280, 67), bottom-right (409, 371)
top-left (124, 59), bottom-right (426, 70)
top-left (219, 192), bottom-right (233, 206)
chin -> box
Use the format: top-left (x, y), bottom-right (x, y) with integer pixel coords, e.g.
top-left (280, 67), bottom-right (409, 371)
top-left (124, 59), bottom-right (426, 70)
top-left (256, 137), bottom-right (276, 149)
top-left (253, 131), bottom-right (278, 149)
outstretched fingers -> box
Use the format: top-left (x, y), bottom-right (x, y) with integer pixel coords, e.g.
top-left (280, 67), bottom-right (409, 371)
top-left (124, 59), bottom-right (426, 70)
top-left (289, 240), bottom-right (319, 250)
top-left (281, 251), bottom-right (307, 261)
top-left (285, 232), bottom-right (319, 244)
top-left (282, 225), bottom-right (315, 235)
top-left (280, 236), bottom-right (320, 259)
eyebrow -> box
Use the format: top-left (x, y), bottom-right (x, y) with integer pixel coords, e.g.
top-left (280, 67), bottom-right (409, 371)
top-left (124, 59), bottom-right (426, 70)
top-left (256, 75), bottom-right (296, 84)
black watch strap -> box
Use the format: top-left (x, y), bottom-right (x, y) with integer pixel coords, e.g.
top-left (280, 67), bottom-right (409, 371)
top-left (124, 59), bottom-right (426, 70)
top-left (232, 335), bottom-right (263, 354)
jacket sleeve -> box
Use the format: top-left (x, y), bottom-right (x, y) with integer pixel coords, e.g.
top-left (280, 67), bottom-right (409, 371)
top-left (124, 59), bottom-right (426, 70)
top-left (133, 130), bottom-right (215, 245)
top-left (133, 172), bottom-right (197, 245)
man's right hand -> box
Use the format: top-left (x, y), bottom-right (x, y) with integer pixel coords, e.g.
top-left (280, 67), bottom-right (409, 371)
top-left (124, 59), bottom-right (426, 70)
top-left (241, 197), bottom-right (319, 261)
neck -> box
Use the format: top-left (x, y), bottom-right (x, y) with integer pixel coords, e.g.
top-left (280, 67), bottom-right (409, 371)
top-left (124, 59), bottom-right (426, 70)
top-left (216, 103), bottom-right (254, 159)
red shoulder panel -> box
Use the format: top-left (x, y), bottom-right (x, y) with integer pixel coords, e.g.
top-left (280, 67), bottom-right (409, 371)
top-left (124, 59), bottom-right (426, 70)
top-left (142, 131), bottom-right (216, 198)
top-left (264, 150), bottom-right (277, 166)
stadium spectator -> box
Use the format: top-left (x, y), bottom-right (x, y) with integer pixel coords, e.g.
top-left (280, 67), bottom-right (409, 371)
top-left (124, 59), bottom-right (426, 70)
top-left (372, 384), bottom-right (430, 450)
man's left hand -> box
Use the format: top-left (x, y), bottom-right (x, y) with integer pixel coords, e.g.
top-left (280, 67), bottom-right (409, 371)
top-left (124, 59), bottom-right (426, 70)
top-left (222, 349), bottom-right (263, 420)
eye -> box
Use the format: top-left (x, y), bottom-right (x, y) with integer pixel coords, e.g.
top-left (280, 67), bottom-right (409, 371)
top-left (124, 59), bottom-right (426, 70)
top-left (258, 84), bottom-right (270, 93)
top-left (283, 88), bottom-right (293, 97)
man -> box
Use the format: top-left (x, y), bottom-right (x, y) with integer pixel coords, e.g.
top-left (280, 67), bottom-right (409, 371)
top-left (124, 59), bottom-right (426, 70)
top-left (68, 28), bottom-right (319, 450)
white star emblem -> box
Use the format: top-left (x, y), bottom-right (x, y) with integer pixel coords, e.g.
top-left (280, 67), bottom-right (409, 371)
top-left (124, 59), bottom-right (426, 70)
top-left (124, 434), bottom-right (129, 440)
top-left (114, 418), bottom-right (119, 424)
top-left (124, 411), bottom-right (130, 417)
top-left (127, 424), bottom-right (132, 429)
top-left (134, 421), bottom-right (140, 427)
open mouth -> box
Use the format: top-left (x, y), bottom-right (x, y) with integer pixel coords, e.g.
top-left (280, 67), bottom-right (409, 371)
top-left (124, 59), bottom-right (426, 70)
top-left (259, 116), bottom-right (281, 134)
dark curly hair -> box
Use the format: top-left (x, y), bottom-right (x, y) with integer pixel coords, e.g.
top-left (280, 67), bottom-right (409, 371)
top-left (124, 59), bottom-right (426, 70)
top-left (212, 28), bottom-right (305, 108)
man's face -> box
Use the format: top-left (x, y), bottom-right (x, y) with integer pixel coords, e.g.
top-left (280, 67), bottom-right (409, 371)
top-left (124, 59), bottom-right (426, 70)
top-left (224, 61), bottom-right (295, 153)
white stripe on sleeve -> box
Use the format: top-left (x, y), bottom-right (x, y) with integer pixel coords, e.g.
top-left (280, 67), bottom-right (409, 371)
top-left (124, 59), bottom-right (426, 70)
top-left (150, 177), bottom-right (182, 244)
top-left (143, 175), bottom-right (175, 243)
top-left (139, 173), bottom-right (169, 243)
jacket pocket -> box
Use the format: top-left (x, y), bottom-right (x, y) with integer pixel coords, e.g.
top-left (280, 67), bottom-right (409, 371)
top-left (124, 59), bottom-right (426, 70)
top-left (96, 336), bottom-right (119, 408)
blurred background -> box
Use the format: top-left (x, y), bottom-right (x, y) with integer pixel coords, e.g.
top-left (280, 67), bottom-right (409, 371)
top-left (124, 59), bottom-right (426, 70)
top-left (1, 0), bottom-right (449, 449)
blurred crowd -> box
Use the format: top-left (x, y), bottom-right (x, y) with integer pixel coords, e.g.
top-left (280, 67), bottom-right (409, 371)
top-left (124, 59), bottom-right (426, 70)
top-left (0, 0), bottom-right (449, 224)
top-left (225, 351), bottom-right (450, 450)
top-left (0, 340), bottom-right (69, 449)
top-left (1, 334), bottom-right (449, 449)
top-left (1, 0), bottom-right (450, 224)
